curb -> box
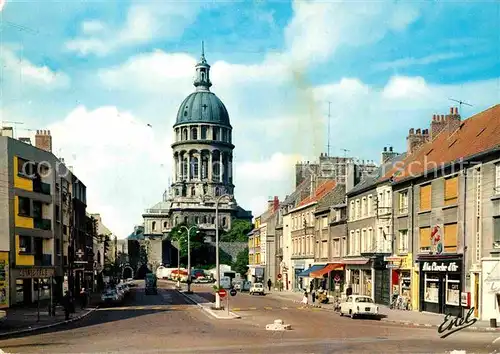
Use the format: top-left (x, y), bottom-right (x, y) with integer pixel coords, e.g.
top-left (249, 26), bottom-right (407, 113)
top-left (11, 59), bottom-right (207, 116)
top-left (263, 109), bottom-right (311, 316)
top-left (269, 294), bottom-right (500, 333)
top-left (0, 306), bottom-right (99, 339)
top-left (174, 289), bottom-right (240, 320)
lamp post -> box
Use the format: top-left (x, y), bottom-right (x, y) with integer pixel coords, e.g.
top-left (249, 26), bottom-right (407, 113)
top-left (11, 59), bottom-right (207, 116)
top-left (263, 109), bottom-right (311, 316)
top-left (214, 194), bottom-right (233, 309)
top-left (179, 225), bottom-right (198, 293)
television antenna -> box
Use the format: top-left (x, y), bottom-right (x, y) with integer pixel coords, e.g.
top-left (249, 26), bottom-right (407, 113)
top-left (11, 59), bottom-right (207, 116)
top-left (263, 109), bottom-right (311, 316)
top-left (340, 148), bottom-right (350, 159)
top-left (449, 98), bottom-right (472, 112)
top-left (1, 120), bottom-right (24, 138)
top-left (327, 101), bottom-right (332, 157)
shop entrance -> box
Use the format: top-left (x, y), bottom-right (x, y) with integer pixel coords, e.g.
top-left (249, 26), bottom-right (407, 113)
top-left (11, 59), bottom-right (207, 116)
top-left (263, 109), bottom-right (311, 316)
top-left (375, 269), bottom-right (390, 305)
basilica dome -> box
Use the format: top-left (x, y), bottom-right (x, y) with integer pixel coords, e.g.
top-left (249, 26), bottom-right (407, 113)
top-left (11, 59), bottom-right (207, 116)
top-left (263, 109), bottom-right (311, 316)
top-left (175, 91), bottom-right (230, 127)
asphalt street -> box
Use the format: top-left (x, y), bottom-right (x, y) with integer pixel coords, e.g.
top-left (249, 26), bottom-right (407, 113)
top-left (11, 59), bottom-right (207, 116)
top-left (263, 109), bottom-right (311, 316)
top-left (0, 282), bottom-right (498, 353)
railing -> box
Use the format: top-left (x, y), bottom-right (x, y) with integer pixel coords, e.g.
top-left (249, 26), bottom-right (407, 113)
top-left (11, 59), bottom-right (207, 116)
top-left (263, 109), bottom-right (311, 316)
top-left (34, 218), bottom-right (51, 231)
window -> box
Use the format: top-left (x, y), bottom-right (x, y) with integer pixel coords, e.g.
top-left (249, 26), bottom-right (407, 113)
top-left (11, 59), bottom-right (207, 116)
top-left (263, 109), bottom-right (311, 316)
top-left (350, 201), bottom-right (355, 220)
top-left (399, 230), bottom-right (409, 253)
top-left (368, 228), bottom-right (374, 252)
top-left (444, 176), bottom-right (458, 206)
top-left (445, 274), bottom-right (460, 306)
top-left (362, 229), bottom-right (367, 252)
top-left (55, 205), bottom-right (60, 222)
top-left (17, 157), bottom-right (34, 177)
top-left (19, 236), bottom-right (32, 253)
top-left (349, 231), bottom-right (355, 255)
top-left (424, 274), bottom-right (439, 303)
top-left (191, 127), bottom-right (198, 140)
top-left (355, 230), bottom-right (361, 255)
top-left (367, 195), bottom-right (373, 216)
top-left (18, 197), bottom-right (30, 217)
top-left (341, 237), bottom-right (347, 257)
top-left (494, 217), bottom-right (500, 244)
top-left (222, 217), bottom-right (227, 227)
top-left (356, 200), bottom-right (361, 219)
top-left (182, 129), bottom-right (188, 140)
top-left (333, 238), bottom-right (340, 257)
top-left (419, 227), bottom-right (431, 252)
top-left (399, 191), bottom-right (408, 214)
top-left (322, 216), bottom-right (328, 229)
top-left (152, 221), bottom-right (156, 231)
top-left (163, 221), bottom-right (167, 228)
top-left (201, 126), bottom-right (207, 140)
top-left (444, 223), bottom-right (458, 253)
top-left (361, 197), bottom-right (367, 217)
top-left (495, 164), bottom-right (500, 194)
top-left (419, 184), bottom-right (432, 211)
top-left (32, 201), bottom-right (42, 219)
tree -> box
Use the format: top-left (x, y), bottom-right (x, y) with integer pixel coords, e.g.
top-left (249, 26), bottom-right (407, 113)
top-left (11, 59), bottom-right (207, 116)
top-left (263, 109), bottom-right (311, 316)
top-left (169, 223), bottom-right (206, 259)
top-left (232, 247), bottom-right (249, 276)
top-left (220, 219), bottom-right (252, 242)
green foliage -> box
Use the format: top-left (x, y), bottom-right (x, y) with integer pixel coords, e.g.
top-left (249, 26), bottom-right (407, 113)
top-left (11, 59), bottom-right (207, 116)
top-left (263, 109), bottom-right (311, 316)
top-left (232, 247), bottom-right (249, 276)
top-left (169, 223), bottom-right (205, 258)
top-left (220, 219), bottom-right (252, 242)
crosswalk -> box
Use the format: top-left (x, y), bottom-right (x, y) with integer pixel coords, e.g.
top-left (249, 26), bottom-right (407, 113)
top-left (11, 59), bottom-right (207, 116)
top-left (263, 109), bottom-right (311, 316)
top-left (97, 304), bottom-right (194, 311)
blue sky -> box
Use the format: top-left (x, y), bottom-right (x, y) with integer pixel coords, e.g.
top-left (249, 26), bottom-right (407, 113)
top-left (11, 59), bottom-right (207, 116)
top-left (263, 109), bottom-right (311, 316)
top-left (1, 0), bottom-right (499, 237)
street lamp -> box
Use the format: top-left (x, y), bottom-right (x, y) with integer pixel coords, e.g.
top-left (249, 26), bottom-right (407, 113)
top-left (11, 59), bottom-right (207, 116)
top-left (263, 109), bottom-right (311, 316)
top-left (214, 194), bottom-right (234, 309)
top-left (179, 225), bottom-right (199, 293)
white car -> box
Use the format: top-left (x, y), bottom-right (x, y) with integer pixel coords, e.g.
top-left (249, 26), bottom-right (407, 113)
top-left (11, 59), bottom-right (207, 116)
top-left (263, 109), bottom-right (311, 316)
top-left (340, 295), bottom-right (379, 318)
top-left (249, 283), bottom-right (265, 295)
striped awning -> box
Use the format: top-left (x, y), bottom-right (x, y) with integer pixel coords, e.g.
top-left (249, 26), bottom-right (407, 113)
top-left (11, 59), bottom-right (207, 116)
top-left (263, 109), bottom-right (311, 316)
top-left (310, 263), bottom-right (344, 278)
top-left (297, 264), bottom-right (325, 277)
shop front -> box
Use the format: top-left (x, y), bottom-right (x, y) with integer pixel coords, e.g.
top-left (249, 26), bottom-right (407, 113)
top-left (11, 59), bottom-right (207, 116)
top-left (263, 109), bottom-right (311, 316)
top-left (297, 263), bottom-right (325, 291)
top-left (11, 267), bottom-right (55, 306)
top-left (343, 258), bottom-right (371, 297)
top-left (418, 255), bottom-right (462, 316)
top-left (481, 257), bottom-right (500, 322)
top-left (291, 260), bottom-right (305, 291)
top-left (385, 254), bottom-right (413, 301)
top-left (310, 263), bottom-right (345, 295)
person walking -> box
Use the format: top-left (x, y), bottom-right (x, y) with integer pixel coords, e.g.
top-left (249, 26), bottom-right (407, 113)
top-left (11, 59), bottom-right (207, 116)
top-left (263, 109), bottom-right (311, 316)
top-left (79, 288), bottom-right (87, 310)
top-left (346, 284), bottom-right (353, 297)
top-left (267, 278), bottom-right (272, 292)
top-left (311, 288), bottom-right (316, 304)
top-left (62, 291), bottom-right (71, 320)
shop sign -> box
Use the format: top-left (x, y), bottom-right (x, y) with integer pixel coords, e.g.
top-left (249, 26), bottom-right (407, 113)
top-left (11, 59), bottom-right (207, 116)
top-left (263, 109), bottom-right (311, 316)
top-left (19, 268), bottom-right (55, 278)
top-left (422, 261), bottom-right (459, 272)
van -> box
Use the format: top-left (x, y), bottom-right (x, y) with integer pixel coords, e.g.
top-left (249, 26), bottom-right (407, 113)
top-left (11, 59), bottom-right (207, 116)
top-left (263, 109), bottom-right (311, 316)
top-left (219, 276), bottom-right (232, 289)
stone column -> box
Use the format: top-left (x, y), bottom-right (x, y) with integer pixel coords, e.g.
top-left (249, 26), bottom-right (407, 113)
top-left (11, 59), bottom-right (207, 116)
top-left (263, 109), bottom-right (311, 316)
top-left (197, 151), bottom-right (201, 180)
top-left (173, 154), bottom-right (177, 182)
top-left (179, 153), bottom-right (183, 180)
top-left (219, 152), bottom-right (223, 182)
top-left (187, 153), bottom-right (191, 181)
top-left (208, 151), bottom-right (213, 181)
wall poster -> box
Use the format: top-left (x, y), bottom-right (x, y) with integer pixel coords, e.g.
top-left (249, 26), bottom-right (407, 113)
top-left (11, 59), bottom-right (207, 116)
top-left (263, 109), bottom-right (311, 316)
top-left (0, 252), bottom-right (9, 308)
top-left (425, 275), bottom-right (439, 303)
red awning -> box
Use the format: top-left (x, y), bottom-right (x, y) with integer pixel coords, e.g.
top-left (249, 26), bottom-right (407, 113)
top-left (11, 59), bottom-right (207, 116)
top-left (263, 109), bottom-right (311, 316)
top-left (310, 263), bottom-right (344, 278)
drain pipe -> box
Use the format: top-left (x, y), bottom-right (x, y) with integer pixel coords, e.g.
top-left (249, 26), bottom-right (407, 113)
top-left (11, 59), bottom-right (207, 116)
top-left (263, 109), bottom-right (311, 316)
top-left (462, 167), bottom-right (468, 318)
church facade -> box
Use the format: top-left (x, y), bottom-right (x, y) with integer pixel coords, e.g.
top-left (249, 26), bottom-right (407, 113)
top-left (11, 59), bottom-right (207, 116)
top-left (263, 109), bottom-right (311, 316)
top-left (142, 46), bottom-right (252, 250)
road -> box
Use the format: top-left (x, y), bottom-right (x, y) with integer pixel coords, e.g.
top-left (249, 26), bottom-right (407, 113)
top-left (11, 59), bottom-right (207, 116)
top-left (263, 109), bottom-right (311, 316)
top-left (0, 282), bottom-right (498, 353)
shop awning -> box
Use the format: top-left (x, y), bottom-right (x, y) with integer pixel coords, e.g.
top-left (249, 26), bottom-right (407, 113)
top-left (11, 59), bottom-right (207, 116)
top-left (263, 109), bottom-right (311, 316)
top-left (310, 263), bottom-right (344, 278)
top-left (297, 264), bottom-right (325, 277)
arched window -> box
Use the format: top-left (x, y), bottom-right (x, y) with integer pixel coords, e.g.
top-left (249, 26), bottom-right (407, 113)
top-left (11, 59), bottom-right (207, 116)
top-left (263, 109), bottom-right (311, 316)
top-left (203, 216), bottom-right (207, 224)
top-left (191, 186), bottom-right (196, 196)
top-left (191, 127), bottom-right (198, 140)
top-left (192, 157), bottom-right (199, 179)
top-left (182, 129), bottom-right (188, 140)
top-left (163, 221), bottom-right (167, 229)
top-left (182, 158), bottom-right (188, 179)
top-left (195, 216), bottom-right (199, 224)
top-left (201, 126), bottom-right (207, 139)
top-left (174, 217), bottom-right (179, 226)
top-left (222, 217), bottom-right (227, 227)
top-left (212, 127), bottom-right (219, 140)
top-left (211, 217), bottom-right (215, 224)
top-left (152, 221), bottom-right (156, 231)
top-left (184, 216), bottom-right (188, 224)
top-left (215, 187), bottom-right (220, 196)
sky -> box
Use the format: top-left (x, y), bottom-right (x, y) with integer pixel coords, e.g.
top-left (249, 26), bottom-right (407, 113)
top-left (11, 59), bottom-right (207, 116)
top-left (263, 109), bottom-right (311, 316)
top-left (0, 0), bottom-right (499, 238)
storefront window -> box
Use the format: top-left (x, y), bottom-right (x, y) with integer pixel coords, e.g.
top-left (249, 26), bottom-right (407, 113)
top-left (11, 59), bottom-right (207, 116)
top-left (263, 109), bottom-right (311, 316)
top-left (16, 279), bottom-right (24, 304)
top-left (400, 271), bottom-right (411, 297)
top-left (446, 274), bottom-right (460, 306)
top-left (424, 274), bottom-right (439, 303)
top-left (34, 278), bottom-right (50, 301)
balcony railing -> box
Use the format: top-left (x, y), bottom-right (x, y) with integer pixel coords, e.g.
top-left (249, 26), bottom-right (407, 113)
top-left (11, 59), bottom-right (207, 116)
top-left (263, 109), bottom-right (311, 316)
top-left (33, 181), bottom-right (51, 195)
top-left (34, 218), bottom-right (52, 231)
top-left (34, 254), bottom-right (52, 266)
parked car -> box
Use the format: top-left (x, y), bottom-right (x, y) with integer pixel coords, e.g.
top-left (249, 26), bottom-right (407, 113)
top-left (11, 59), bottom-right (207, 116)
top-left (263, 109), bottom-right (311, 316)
top-left (249, 282), bottom-right (265, 295)
top-left (340, 295), bottom-right (379, 318)
top-left (101, 288), bottom-right (122, 304)
top-left (241, 280), bottom-right (251, 292)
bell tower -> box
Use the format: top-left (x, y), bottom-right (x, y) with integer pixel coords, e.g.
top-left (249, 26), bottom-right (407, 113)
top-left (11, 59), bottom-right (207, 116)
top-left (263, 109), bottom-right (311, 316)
top-left (194, 41), bottom-right (212, 91)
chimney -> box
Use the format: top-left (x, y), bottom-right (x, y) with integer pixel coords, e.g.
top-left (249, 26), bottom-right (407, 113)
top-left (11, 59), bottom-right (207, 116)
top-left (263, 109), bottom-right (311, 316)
top-left (431, 108), bottom-right (461, 139)
top-left (0, 127), bottom-right (14, 138)
top-left (407, 126), bottom-right (430, 155)
top-left (389, 146), bottom-right (393, 152)
top-left (273, 196), bottom-right (279, 212)
top-left (383, 147), bottom-right (387, 152)
top-left (35, 129), bottom-right (52, 152)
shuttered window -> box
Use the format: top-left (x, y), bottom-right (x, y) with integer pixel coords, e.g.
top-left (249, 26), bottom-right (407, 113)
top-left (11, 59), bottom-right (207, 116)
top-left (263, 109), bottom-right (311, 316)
top-left (419, 227), bottom-right (431, 252)
top-left (444, 176), bottom-right (458, 206)
top-left (444, 223), bottom-right (458, 253)
top-left (420, 184), bottom-right (432, 211)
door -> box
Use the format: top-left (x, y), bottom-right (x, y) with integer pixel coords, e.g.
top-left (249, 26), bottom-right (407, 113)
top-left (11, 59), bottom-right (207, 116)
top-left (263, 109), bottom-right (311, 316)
top-left (374, 269), bottom-right (390, 305)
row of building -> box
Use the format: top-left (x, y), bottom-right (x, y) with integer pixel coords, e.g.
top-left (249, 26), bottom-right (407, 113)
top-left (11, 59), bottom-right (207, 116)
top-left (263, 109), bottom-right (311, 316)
top-left (0, 128), bottom-right (125, 308)
top-left (248, 104), bottom-right (500, 321)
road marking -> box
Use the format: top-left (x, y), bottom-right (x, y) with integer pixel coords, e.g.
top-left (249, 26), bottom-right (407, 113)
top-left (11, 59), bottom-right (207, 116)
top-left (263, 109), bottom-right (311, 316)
top-left (249, 307), bottom-right (257, 310)
top-left (97, 304), bottom-right (193, 311)
top-left (264, 307), bottom-right (273, 310)
top-left (232, 308), bottom-right (241, 311)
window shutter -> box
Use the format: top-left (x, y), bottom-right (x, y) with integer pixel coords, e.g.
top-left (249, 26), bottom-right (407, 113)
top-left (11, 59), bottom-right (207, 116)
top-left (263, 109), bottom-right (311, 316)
top-left (419, 227), bottom-right (431, 251)
top-left (444, 223), bottom-right (458, 253)
top-left (420, 184), bottom-right (432, 211)
top-left (444, 177), bottom-right (459, 206)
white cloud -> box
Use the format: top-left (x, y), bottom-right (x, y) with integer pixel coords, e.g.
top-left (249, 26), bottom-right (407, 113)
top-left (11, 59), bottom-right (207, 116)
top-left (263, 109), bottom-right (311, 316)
top-left (48, 106), bottom-right (171, 237)
top-left (65, 2), bottom-right (203, 56)
top-left (0, 46), bottom-right (70, 89)
top-left (284, 0), bottom-right (421, 65)
top-left (374, 53), bottom-right (464, 71)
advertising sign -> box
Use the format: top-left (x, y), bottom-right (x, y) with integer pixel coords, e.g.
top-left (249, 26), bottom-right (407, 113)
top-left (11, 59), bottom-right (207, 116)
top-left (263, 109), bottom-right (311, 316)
top-left (0, 251), bottom-right (9, 308)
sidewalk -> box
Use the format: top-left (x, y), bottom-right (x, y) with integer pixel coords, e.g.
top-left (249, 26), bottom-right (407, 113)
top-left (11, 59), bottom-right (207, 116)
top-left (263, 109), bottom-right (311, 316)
top-left (0, 292), bottom-right (101, 337)
top-left (266, 290), bottom-right (499, 332)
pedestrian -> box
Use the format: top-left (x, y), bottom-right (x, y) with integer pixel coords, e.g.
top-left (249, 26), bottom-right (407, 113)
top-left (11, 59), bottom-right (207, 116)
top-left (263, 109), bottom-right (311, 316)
top-left (79, 288), bottom-right (87, 309)
top-left (62, 291), bottom-right (71, 320)
top-left (309, 281), bottom-right (313, 293)
top-left (311, 288), bottom-right (316, 304)
top-left (346, 284), bottom-right (353, 297)
top-left (301, 290), bottom-right (308, 307)
top-left (267, 278), bottom-right (272, 292)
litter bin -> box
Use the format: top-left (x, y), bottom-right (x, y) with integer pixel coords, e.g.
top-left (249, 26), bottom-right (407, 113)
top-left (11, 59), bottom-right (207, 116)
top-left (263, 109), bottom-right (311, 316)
top-left (490, 318), bottom-right (497, 328)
